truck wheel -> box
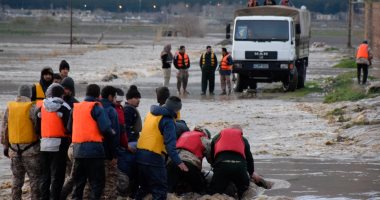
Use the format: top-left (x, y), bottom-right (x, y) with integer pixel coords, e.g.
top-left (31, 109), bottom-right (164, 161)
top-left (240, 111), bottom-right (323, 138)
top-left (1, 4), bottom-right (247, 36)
top-left (234, 74), bottom-right (247, 92)
top-left (297, 64), bottom-right (306, 89)
top-left (282, 67), bottom-right (298, 92)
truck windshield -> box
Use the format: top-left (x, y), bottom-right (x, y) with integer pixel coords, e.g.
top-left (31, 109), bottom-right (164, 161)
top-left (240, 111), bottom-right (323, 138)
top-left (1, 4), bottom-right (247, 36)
top-left (234, 20), bottom-right (289, 42)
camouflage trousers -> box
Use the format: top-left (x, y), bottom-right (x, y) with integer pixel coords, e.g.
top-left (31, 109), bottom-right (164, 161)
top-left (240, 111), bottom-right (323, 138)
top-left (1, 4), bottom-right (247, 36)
top-left (102, 160), bottom-right (118, 200)
top-left (11, 155), bottom-right (41, 200)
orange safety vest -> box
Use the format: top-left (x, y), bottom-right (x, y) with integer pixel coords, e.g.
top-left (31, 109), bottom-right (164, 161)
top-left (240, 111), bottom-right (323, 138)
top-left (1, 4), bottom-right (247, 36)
top-left (176, 53), bottom-right (189, 68)
top-left (221, 54), bottom-right (232, 71)
top-left (72, 102), bottom-right (103, 143)
top-left (176, 131), bottom-right (207, 160)
top-left (214, 128), bottom-right (245, 158)
top-left (356, 44), bottom-right (369, 59)
top-left (41, 103), bottom-right (67, 138)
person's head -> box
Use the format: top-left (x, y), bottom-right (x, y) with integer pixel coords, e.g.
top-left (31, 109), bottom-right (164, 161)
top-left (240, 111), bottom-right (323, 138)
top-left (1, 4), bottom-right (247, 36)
top-left (362, 40), bottom-right (368, 44)
top-left (179, 45), bottom-right (186, 53)
top-left (126, 85), bottom-right (141, 107)
top-left (164, 96), bottom-right (182, 113)
top-left (206, 45), bottom-right (212, 53)
top-left (45, 83), bottom-right (62, 98)
top-left (229, 124), bottom-right (243, 132)
top-left (86, 84), bottom-right (100, 99)
top-left (164, 44), bottom-right (171, 52)
top-left (156, 86), bottom-right (170, 106)
top-left (51, 85), bottom-right (65, 98)
top-left (61, 77), bottom-right (75, 97)
top-left (59, 60), bottom-right (70, 78)
top-left (18, 84), bottom-right (32, 99)
top-left (41, 67), bottom-right (54, 83)
top-left (222, 47), bottom-right (228, 56)
top-left (53, 73), bottom-right (62, 83)
top-left (194, 125), bottom-right (211, 139)
top-left (115, 88), bottom-right (125, 106)
top-left (101, 86), bottom-right (117, 103)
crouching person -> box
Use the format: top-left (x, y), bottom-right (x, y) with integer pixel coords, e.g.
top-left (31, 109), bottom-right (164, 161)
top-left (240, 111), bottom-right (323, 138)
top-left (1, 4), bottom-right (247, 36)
top-left (135, 96), bottom-right (189, 200)
top-left (67, 84), bottom-right (115, 200)
top-left (167, 127), bottom-right (211, 194)
top-left (1, 85), bottom-right (41, 200)
top-left (209, 125), bottom-right (255, 199)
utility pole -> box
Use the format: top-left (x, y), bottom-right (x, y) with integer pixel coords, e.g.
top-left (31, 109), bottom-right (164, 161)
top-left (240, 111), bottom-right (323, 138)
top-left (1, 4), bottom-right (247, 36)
top-left (347, 0), bottom-right (353, 48)
top-left (69, 0), bottom-right (73, 48)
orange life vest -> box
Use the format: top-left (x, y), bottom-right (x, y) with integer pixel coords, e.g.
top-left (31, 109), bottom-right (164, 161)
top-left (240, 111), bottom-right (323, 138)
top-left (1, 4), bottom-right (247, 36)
top-left (214, 128), bottom-right (245, 158)
top-left (176, 131), bottom-right (207, 160)
top-left (41, 103), bottom-right (67, 138)
top-left (221, 54), bottom-right (232, 70)
top-left (356, 44), bottom-right (369, 59)
top-left (176, 53), bottom-right (189, 68)
top-left (72, 102), bottom-right (103, 143)
top-left (36, 100), bottom-right (43, 108)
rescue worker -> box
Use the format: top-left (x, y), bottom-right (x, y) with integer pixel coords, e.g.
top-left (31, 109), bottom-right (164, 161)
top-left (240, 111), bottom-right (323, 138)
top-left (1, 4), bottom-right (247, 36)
top-left (174, 46), bottom-right (190, 95)
top-left (31, 67), bottom-right (54, 102)
top-left (61, 77), bottom-right (79, 109)
top-left (59, 60), bottom-right (70, 79)
top-left (280, 0), bottom-right (290, 6)
top-left (167, 127), bottom-right (211, 194)
top-left (356, 40), bottom-right (373, 85)
top-left (263, 0), bottom-right (276, 5)
top-left (161, 44), bottom-right (173, 87)
top-left (219, 48), bottom-right (233, 95)
top-left (118, 85), bottom-right (142, 198)
top-left (1, 85), bottom-right (41, 200)
top-left (156, 86), bottom-right (170, 106)
top-left (248, 0), bottom-right (259, 7)
top-left (136, 96), bottom-right (188, 200)
top-left (67, 84), bottom-right (115, 200)
top-left (199, 46), bottom-right (218, 95)
top-left (98, 86), bottom-right (120, 199)
top-left (209, 125), bottom-right (269, 199)
top-left (37, 84), bottom-right (71, 200)
top-left (53, 73), bottom-right (62, 83)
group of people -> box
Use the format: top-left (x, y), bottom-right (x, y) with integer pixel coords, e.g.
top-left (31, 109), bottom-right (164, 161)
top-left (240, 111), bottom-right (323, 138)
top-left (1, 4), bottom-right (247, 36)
top-left (160, 45), bottom-right (234, 96)
top-left (2, 58), bottom-right (272, 200)
top-left (247, 0), bottom-right (291, 7)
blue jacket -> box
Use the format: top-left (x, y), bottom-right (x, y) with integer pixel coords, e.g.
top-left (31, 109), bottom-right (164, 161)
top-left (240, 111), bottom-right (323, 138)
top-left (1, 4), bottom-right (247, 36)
top-left (136, 105), bottom-right (182, 167)
top-left (67, 96), bottom-right (113, 158)
top-left (124, 103), bottom-right (140, 142)
top-left (100, 98), bottom-right (120, 160)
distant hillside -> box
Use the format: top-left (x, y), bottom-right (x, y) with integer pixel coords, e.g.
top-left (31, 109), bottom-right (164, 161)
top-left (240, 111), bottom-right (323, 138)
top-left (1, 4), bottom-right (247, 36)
top-left (1, 0), bottom-right (348, 14)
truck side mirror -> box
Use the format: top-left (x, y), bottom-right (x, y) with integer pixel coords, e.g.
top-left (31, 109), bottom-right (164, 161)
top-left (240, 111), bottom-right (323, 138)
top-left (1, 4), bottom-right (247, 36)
top-left (296, 24), bottom-right (301, 34)
top-left (226, 24), bottom-right (231, 39)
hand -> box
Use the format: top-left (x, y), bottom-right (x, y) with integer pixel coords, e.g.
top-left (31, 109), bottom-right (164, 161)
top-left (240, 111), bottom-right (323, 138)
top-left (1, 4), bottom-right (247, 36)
top-left (177, 162), bottom-right (189, 172)
top-left (128, 145), bottom-right (136, 153)
top-left (3, 147), bottom-right (9, 158)
top-left (251, 172), bottom-right (261, 183)
top-left (111, 158), bottom-right (117, 166)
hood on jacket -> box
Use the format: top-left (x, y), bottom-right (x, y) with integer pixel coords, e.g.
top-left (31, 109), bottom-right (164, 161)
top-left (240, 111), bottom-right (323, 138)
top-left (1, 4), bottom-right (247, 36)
top-left (43, 97), bottom-right (70, 112)
top-left (150, 105), bottom-right (175, 117)
top-left (40, 67), bottom-right (54, 91)
top-left (45, 83), bottom-right (63, 98)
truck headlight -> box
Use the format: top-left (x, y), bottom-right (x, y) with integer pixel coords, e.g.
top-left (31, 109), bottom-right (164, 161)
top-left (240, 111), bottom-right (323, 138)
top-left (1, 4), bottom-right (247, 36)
top-left (234, 63), bottom-right (242, 69)
top-left (280, 64), bottom-right (288, 69)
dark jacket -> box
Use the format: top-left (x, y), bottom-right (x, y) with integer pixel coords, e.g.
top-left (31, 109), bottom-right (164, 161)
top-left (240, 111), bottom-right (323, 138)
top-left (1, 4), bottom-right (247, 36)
top-left (199, 52), bottom-right (218, 71)
top-left (63, 96), bottom-right (79, 110)
top-left (67, 96), bottom-right (113, 158)
top-left (263, 0), bottom-right (276, 5)
top-left (31, 67), bottom-right (53, 101)
top-left (100, 98), bottom-right (120, 160)
top-left (124, 103), bottom-right (142, 143)
top-left (161, 54), bottom-right (172, 69)
top-left (36, 97), bottom-right (71, 137)
top-left (210, 133), bottom-right (254, 176)
top-left (173, 53), bottom-right (190, 70)
top-left (136, 105), bottom-right (182, 167)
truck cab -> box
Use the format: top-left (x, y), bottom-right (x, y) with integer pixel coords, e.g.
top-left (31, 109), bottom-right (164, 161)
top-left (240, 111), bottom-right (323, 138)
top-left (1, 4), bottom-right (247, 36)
top-left (231, 6), bottom-right (310, 92)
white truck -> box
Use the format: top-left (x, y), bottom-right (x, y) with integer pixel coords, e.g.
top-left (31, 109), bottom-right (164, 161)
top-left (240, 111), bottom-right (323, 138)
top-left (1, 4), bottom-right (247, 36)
top-left (231, 6), bottom-right (311, 92)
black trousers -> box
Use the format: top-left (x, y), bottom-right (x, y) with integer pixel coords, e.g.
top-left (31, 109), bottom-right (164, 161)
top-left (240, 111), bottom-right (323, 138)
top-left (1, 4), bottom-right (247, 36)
top-left (357, 63), bottom-right (369, 84)
top-left (40, 138), bottom-right (70, 200)
top-left (167, 161), bottom-right (206, 195)
top-left (72, 158), bottom-right (105, 200)
top-left (201, 70), bottom-right (215, 93)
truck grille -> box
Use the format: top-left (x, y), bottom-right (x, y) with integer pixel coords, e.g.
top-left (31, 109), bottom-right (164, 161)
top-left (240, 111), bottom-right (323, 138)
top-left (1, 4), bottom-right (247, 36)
top-left (245, 51), bottom-right (277, 60)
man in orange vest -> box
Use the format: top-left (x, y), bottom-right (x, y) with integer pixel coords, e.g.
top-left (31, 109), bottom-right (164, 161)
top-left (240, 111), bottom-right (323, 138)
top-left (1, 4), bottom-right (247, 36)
top-left (167, 127), bottom-right (211, 194)
top-left (219, 48), bottom-right (234, 95)
top-left (36, 84), bottom-right (71, 200)
top-left (67, 84), bottom-right (115, 200)
top-left (1, 85), bottom-right (41, 200)
top-left (356, 40), bottom-right (373, 85)
top-left (209, 125), bottom-right (271, 199)
top-left (174, 46), bottom-right (191, 95)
